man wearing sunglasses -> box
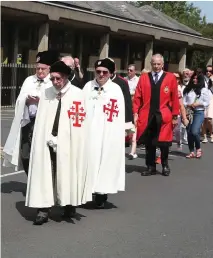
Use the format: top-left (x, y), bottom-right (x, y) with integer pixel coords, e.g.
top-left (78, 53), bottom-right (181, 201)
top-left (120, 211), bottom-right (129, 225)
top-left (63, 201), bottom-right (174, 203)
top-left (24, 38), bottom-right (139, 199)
top-left (3, 50), bottom-right (59, 176)
top-left (83, 58), bottom-right (125, 208)
top-left (202, 65), bottom-right (213, 143)
top-left (26, 61), bottom-right (92, 225)
top-left (133, 54), bottom-right (179, 177)
top-left (125, 64), bottom-right (139, 98)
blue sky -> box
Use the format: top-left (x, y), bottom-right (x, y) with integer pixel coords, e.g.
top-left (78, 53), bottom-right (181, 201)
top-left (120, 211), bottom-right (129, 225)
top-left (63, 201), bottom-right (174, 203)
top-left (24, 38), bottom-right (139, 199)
top-left (191, 1), bottom-right (213, 22)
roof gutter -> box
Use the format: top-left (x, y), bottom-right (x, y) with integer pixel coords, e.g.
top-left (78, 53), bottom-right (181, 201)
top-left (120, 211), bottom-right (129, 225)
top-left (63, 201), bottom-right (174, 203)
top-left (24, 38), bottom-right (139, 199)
top-left (40, 1), bottom-right (213, 42)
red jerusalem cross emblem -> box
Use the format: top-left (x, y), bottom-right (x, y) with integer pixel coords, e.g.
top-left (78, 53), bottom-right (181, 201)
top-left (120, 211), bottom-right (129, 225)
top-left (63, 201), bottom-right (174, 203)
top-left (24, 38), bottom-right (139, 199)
top-left (103, 99), bottom-right (119, 122)
top-left (67, 101), bottom-right (86, 127)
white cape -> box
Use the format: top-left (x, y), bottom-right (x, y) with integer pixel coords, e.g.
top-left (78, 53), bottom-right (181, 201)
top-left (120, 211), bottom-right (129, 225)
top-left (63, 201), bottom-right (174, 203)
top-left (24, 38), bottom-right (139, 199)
top-left (25, 82), bottom-right (92, 208)
top-left (3, 74), bottom-right (52, 171)
top-left (83, 79), bottom-right (125, 194)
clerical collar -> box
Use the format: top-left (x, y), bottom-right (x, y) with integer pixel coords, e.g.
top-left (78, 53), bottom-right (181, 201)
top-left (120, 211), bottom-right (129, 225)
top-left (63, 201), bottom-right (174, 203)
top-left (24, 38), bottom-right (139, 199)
top-left (33, 74), bottom-right (50, 83)
top-left (53, 81), bottom-right (71, 96)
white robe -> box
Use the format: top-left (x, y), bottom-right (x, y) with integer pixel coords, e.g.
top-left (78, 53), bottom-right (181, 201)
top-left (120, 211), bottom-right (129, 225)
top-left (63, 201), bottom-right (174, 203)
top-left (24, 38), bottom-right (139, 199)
top-left (25, 82), bottom-right (92, 208)
top-left (3, 74), bottom-right (52, 171)
top-left (83, 79), bottom-right (125, 194)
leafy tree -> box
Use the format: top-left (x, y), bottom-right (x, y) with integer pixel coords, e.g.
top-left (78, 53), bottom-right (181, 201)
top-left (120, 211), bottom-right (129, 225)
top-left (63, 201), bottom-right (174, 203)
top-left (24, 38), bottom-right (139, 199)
top-left (130, 1), bottom-right (213, 68)
top-left (131, 1), bottom-right (207, 33)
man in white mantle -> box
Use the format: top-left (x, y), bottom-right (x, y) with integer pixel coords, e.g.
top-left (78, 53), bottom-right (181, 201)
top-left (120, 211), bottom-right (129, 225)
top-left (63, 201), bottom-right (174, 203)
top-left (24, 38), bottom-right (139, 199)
top-left (3, 51), bottom-right (59, 175)
top-left (83, 58), bottom-right (125, 208)
top-left (25, 61), bottom-right (92, 225)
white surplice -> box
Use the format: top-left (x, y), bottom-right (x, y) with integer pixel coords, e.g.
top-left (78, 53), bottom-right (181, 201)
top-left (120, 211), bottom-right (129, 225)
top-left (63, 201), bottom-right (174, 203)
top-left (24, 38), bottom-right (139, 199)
top-left (25, 82), bottom-right (92, 208)
top-left (83, 79), bottom-right (125, 194)
top-left (3, 74), bottom-right (52, 171)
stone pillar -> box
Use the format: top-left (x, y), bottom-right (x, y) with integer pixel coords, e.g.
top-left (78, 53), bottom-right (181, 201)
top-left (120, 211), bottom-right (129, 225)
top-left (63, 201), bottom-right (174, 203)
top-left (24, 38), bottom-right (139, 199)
top-left (186, 49), bottom-right (193, 69)
top-left (124, 42), bottom-right (130, 69)
top-left (11, 26), bottom-right (19, 106)
top-left (144, 40), bottom-right (153, 70)
top-left (99, 33), bottom-right (109, 59)
top-left (38, 23), bottom-right (49, 52)
top-left (206, 52), bottom-right (213, 66)
top-left (79, 34), bottom-right (83, 65)
top-left (179, 47), bottom-right (187, 72)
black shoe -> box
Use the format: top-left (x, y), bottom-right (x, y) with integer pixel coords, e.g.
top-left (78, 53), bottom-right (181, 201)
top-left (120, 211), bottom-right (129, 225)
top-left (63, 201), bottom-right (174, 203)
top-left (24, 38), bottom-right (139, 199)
top-left (33, 214), bottom-right (48, 225)
top-left (95, 194), bottom-right (108, 208)
top-left (141, 166), bottom-right (156, 176)
top-left (162, 165), bottom-right (171, 176)
top-left (62, 205), bottom-right (76, 219)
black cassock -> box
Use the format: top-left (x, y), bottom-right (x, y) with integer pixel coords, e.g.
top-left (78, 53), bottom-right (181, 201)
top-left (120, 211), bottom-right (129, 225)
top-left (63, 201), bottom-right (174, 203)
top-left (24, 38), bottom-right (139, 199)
top-left (21, 118), bottom-right (35, 175)
top-left (69, 70), bottom-right (84, 89)
top-left (112, 74), bottom-right (133, 124)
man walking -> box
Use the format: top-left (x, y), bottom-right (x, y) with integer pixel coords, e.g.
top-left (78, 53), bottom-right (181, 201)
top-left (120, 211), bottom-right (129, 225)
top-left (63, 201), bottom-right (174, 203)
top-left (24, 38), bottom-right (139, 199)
top-left (133, 54), bottom-right (179, 176)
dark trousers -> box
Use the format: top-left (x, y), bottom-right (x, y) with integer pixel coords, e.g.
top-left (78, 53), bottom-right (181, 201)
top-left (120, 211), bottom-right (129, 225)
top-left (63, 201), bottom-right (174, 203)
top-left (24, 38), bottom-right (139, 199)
top-left (21, 118), bottom-right (35, 176)
top-left (145, 144), bottom-right (169, 167)
top-left (37, 147), bottom-right (74, 215)
top-left (187, 110), bottom-right (204, 152)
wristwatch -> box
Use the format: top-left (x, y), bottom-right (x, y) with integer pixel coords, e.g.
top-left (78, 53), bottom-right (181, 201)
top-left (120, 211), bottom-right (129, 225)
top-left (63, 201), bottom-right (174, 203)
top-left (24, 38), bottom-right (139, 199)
top-left (173, 115), bottom-right (178, 120)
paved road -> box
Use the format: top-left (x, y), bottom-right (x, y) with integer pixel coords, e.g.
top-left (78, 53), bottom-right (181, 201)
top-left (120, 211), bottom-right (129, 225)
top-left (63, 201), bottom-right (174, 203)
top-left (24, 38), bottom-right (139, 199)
top-left (1, 109), bottom-right (213, 258)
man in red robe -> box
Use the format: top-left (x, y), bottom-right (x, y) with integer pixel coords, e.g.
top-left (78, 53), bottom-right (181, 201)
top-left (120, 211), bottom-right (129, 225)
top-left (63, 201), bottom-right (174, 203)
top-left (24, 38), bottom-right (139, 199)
top-left (133, 54), bottom-right (179, 176)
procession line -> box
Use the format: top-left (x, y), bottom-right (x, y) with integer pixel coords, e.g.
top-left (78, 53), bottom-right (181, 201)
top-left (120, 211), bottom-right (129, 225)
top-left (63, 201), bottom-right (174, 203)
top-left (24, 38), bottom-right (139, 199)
top-left (1, 170), bottom-right (24, 178)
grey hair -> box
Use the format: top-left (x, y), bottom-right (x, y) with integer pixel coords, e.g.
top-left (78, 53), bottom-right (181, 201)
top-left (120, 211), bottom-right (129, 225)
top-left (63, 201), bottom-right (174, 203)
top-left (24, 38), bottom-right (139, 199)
top-left (151, 54), bottom-right (164, 63)
top-left (60, 55), bottom-right (73, 60)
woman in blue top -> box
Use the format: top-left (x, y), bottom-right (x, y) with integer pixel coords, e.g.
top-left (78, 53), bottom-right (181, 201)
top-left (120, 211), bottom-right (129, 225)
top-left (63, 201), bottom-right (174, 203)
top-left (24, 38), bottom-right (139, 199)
top-left (183, 72), bottom-right (210, 158)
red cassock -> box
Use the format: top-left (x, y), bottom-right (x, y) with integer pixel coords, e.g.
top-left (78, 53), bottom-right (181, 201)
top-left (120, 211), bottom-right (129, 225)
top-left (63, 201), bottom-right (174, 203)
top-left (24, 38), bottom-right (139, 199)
top-left (133, 72), bottom-right (179, 146)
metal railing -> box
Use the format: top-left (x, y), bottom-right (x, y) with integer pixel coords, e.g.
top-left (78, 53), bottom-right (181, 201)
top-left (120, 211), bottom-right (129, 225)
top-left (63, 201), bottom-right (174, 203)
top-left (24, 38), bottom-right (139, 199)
top-left (1, 63), bottom-right (36, 108)
top-left (1, 64), bottom-right (141, 108)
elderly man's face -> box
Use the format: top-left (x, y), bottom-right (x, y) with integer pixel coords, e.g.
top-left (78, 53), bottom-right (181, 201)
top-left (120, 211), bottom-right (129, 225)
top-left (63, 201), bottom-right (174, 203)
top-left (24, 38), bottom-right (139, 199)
top-left (95, 66), bottom-right (111, 86)
top-left (50, 72), bottom-right (68, 90)
top-left (151, 57), bottom-right (164, 73)
top-left (183, 70), bottom-right (190, 79)
top-left (61, 57), bottom-right (75, 70)
top-left (36, 63), bottom-right (50, 80)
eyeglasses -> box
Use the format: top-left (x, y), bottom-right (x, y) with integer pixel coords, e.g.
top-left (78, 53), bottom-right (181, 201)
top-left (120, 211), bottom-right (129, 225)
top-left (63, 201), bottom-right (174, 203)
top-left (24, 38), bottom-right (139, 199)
top-left (206, 70), bottom-right (213, 73)
top-left (127, 69), bottom-right (133, 72)
top-left (50, 76), bottom-right (62, 81)
top-left (96, 70), bottom-right (109, 75)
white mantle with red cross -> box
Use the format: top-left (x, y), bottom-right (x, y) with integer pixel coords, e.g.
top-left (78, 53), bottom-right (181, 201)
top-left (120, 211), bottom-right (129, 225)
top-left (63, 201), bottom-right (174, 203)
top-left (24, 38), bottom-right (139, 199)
top-left (103, 98), bottom-right (119, 122)
top-left (67, 101), bottom-right (86, 127)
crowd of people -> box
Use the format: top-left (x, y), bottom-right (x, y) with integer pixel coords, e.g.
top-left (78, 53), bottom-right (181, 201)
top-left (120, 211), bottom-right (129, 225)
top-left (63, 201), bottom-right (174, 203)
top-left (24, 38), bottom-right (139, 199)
top-left (126, 64), bottom-right (213, 162)
top-left (3, 50), bottom-right (213, 225)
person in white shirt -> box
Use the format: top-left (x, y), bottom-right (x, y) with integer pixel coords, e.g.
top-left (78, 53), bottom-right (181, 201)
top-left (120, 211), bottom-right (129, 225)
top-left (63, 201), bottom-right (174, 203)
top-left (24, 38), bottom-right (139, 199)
top-left (125, 64), bottom-right (139, 159)
top-left (202, 65), bottom-right (213, 143)
top-left (183, 72), bottom-right (210, 158)
top-left (125, 64), bottom-right (139, 97)
top-left (3, 51), bottom-right (59, 175)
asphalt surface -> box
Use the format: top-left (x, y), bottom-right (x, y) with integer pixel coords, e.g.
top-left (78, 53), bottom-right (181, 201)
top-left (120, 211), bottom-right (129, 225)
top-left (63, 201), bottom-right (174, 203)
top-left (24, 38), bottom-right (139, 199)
top-left (1, 109), bottom-right (213, 258)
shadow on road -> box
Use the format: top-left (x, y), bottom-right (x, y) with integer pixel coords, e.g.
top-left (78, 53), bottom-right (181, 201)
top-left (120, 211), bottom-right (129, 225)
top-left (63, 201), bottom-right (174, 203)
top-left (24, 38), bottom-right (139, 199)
top-left (82, 201), bottom-right (117, 210)
top-left (125, 164), bottom-right (147, 174)
top-left (16, 201), bottom-right (36, 222)
top-left (16, 201), bottom-right (87, 224)
top-left (1, 181), bottom-right (26, 196)
top-left (169, 150), bottom-right (187, 157)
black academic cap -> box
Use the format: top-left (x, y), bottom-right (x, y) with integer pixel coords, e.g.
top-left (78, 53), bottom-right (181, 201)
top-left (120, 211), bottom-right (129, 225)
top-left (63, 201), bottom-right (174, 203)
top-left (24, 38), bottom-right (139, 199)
top-left (36, 50), bottom-right (60, 66)
top-left (94, 58), bottom-right (115, 74)
top-left (50, 61), bottom-right (71, 76)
